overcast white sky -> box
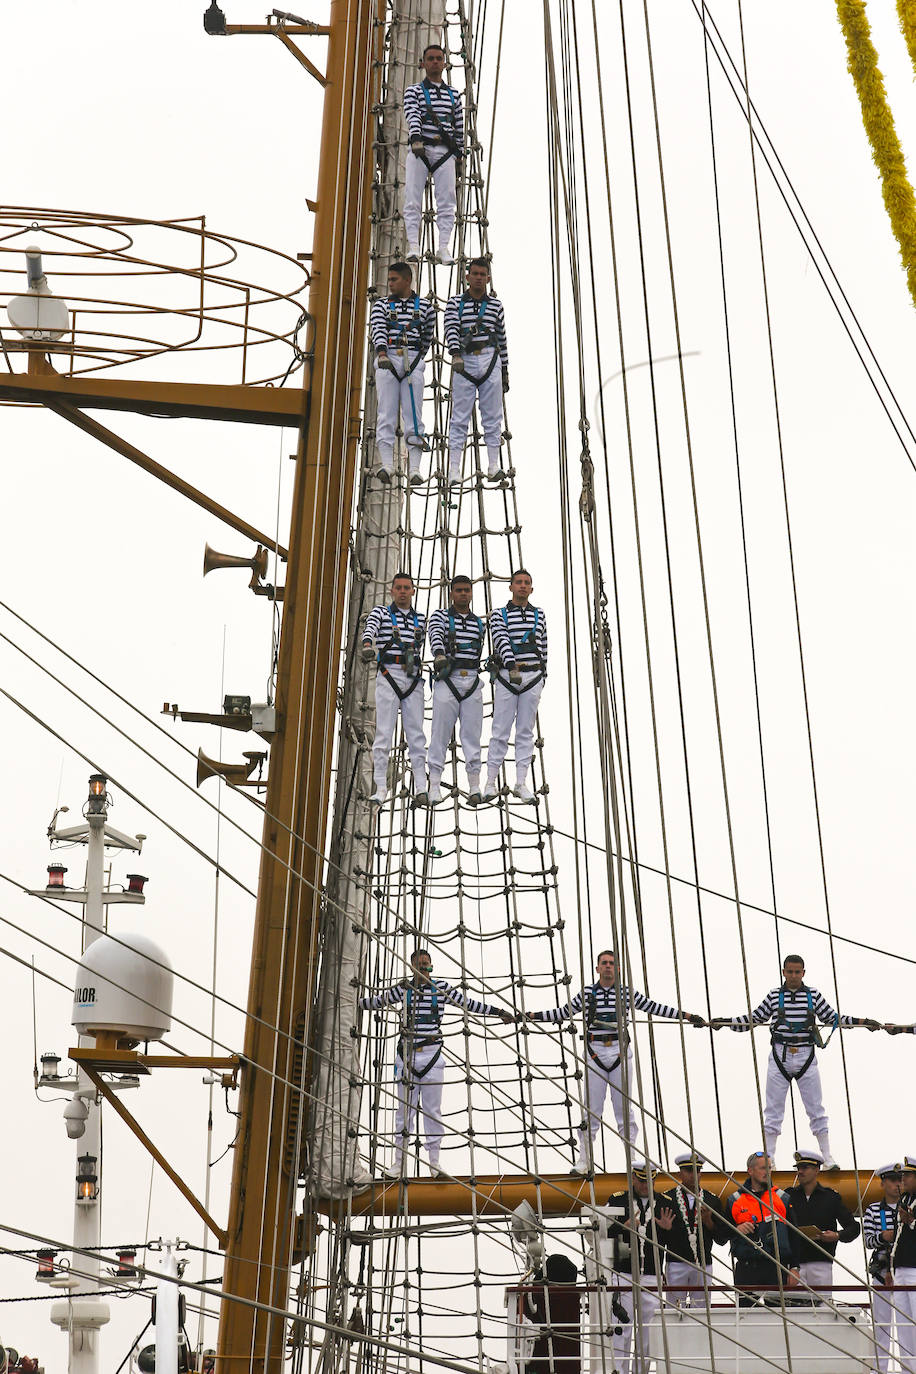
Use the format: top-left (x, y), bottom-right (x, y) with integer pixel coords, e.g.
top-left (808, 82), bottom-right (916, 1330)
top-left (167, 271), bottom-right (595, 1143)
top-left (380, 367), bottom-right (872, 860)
top-left (2, 0), bottom-right (916, 1367)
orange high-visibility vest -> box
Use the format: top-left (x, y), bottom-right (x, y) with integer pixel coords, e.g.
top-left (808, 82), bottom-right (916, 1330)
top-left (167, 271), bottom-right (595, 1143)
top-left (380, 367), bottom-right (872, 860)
top-left (731, 1186), bottom-right (787, 1228)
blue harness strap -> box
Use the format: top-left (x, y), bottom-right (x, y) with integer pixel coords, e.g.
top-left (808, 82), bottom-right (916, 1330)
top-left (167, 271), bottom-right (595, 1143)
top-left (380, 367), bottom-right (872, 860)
top-left (386, 293), bottom-right (425, 380)
top-left (456, 296), bottom-right (500, 387)
top-left (399, 982), bottom-right (443, 1081)
top-left (772, 987), bottom-right (819, 1079)
top-left (420, 81), bottom-right (460, 169)
top-left (437, 607), bottom-right (484, 701)
top-left (497, 605), bottom-right (545, 695)
top-left (378, 604), bottom-right (423, 699)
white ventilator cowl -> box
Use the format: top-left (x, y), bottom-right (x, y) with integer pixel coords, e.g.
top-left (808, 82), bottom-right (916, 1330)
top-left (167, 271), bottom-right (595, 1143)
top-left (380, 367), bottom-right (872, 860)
top-left (72, 932), bottom-right (173, 1041)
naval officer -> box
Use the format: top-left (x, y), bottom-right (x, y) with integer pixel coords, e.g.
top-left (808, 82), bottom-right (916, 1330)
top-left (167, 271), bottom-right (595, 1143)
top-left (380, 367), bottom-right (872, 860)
top-left (484, 569), bottom-right (547, 804)
top-left (528, 949), bottom-right (705, 1174)
top-left (427, 574), bottom-right (486, 805)
top-left (784, 1147), bottom-right (859, 1298)
top-left (362, 572), bottom-right (428, 806)
top-left (368, 262), bottom-right (436, 483)
top-left (602, 1159), bottom-right (669, 1374)
top-left (403, 44), bottom-right (464, 265)
top-left (661, 1151), bottom-right (728, 1306)
top-left (444, 258), bottom-right (509, 484)
top-left (358, 948), bottom-right (513, 1176)
top-left (710, 954), bottom-right (879, 1167)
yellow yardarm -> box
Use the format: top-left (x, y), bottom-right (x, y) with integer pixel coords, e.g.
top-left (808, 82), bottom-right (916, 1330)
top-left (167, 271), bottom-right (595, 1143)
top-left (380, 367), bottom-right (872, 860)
top-left (836, 0), bottom-right (916, 305)
top-left (897, 0), bottom-right (916, 71)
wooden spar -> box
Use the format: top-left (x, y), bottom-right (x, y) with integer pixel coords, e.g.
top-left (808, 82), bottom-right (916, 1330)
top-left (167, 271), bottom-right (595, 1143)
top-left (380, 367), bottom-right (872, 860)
top-left (318, 1171), bottom-right (890, 1219)
top-left (215, 3), bottom-right (383, 1370)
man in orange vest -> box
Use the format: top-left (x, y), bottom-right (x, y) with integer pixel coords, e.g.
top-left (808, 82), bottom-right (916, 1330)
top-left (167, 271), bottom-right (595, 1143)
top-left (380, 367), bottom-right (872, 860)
top-left (727, 1151), bottom-right (801, 1304)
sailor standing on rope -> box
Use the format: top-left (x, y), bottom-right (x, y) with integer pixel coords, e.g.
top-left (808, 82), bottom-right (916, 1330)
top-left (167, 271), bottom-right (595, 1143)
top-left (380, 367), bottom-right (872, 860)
top-left (484, 569), bottom-right (547, 805)
top-left (358, 948), bottom-right (514, 1178)
top-left (784, 1147), bottom-right (859, 1299)
top-left (528, 949), bottom-right (705, 1175)
top-left (864, 1162), bottom-right (903, 1374)
top-left (660, 1151), bottom-right (728, 1307)
top-left (369, 261), bottom-right (435, 483)
top-left (444, 258), bottom-right (509, 484)
top-left (403, 44), bottom-right (463, 266)
top-left (427, 574), bottom-right (485, 805)
top-left (362, 571), bottom-right (429, 807)
top-left (710, 954), bottom-right (880, 1168)
top-left (889, 1156), bottom-right (916, 1374)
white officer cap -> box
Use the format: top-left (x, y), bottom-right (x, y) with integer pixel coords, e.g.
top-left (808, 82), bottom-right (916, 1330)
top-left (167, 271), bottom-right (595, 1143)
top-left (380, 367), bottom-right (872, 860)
top-left (903, 1156), bottom-right (916, 1173)
top-left (674, 1151), bottom-right (706, 1168)
top-left (632, 1158), bottom-right (653, 1179)
top-left (794, 1148), bottom-right (823, 1167)
top-left (878, 1162), bottom-right (903, 1179)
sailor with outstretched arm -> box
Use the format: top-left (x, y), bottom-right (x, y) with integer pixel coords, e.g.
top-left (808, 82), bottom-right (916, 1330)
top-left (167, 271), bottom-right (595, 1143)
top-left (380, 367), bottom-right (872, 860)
top-left (427, 574), bottom-right (486, 805)
top-left (484, 568), bottom-right (547, 805)
top-left (444, 257), bottom-right (509, 484)
top-left (527, 949), bottom-right (705, 1174)
top-left (358, 948), bottom-right (514, 1177)
top-left (369, 261), bottom-right (435, 483)
top-left (403, 43), bottom-right (464, 265)
top-left (362, 571), bottom-right (428, 806)
top-left (710, 953), bottom-right (879, 1167)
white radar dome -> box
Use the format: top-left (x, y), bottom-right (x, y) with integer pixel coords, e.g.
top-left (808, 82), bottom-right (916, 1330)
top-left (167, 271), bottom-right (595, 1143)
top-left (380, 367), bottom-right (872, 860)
top-left (72, 932), bottom-right (173, 1042)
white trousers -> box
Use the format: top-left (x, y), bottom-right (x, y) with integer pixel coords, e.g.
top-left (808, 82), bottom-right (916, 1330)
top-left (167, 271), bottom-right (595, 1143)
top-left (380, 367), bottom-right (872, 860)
top-left (404, 148), bottom-right (457, 247)
top-left (373, 668), bottom-right (427, 794)
top-left (872, 1284), bottom-right (897, 1373)
top-left (666, 1258), bottom-right (713, 1306)
top-left (798, 1258), bottom-right (833, 1299)
top-left (763, 1050), bottom-right (829, 1150)
top-left (448, 350), bottom-right (503, 477)
top-left (893, 1268), bottom-right (916, 1374)
top-left (427, 677), bottom-right (483, 783)
top-left (375, 359), bottom-right (425, 472)
top-left (395, 1043), bottom-right (445, 1168)
top-left (613, 1273), bottom-right (658, 1374)
top-left (581, 1043), bottom-right (638, 1153)
top-left (486, 675), bottom-right (544, 784)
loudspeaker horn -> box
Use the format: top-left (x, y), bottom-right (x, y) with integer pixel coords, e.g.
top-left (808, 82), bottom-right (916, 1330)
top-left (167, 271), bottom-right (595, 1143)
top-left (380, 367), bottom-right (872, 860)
top-left (203, 542), bottom-right (269, 586)
top-left (196, 748), bottom-right (267, 789)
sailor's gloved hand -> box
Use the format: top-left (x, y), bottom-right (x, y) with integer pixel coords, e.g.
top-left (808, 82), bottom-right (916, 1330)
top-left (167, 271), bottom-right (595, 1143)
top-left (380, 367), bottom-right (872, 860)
top-left (361, 643), bottom-right (376, 663)
top-left (434, 653), bottom-right (448, 676)
top-left (377, 353), bottom-right (396, 372)
top-left (498, 1010), bottom-right (514, 1024)
top-left (885, 1023), bottom-right (910, 1035)
top-left (508, 665), bottom-right (522, 687)
top-left (502, 366), bottom-right (510, 392)
top-left (861, 1018), bottom-right (881, 1031)
top-left (687, 1013), bottom-right (706, 1028)
top-left (410, 139), bottom-right (426, 157)
top-left (709, 1017), bottom-right (730, 1031)
top-left (451, 355), bottom-right (466, 374)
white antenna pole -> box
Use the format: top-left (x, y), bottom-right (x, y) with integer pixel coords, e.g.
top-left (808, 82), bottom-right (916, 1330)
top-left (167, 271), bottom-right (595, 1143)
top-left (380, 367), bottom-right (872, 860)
top-left (154, 1243), bottom-right (180, 1374)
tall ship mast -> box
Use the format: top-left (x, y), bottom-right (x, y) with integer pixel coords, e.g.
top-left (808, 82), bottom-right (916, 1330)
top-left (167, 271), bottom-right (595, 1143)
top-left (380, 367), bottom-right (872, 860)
top-left (2, 3), bottom-right (916, 1373)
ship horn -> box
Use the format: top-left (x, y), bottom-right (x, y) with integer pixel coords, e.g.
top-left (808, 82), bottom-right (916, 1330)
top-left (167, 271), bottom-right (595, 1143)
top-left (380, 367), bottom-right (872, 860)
top-left (196, 748), bottom-right (267, 788)
top-left (203, 542), bottom-right (269, 584)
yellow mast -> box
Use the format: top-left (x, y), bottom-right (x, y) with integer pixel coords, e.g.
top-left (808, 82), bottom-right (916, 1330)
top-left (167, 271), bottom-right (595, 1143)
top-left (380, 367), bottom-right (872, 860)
top-left (215, 2), bottom-right (383, 1368)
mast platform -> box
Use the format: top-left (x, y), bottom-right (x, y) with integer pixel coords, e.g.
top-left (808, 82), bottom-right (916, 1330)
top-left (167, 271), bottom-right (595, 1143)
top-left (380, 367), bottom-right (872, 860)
top-left (0, 371), bottom-right (307, 426)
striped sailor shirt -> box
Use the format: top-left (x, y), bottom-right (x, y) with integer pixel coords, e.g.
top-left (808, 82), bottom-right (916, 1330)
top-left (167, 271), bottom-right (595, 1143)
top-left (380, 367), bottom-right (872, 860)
top-left (489, 602), bottom-right (547, 672)
top-left (368, 293), bottom-right (436, 358)
top-left (532, 981), bottom-right (681, 1044)
top-left (428, 606), bottom-right (485, 670)
top-left (359, 977), bottom-right (501, 1042)
top-left (726, 984), bottom-right (855, 1050)
top-left (404, 78), bottom-right (465, 154)
top-left (363, 603), bottom-right (427, 669)
top-left (443, 292), bottom-right (509, 367)
top-left (864, 1199), bottom-right (897, 1279)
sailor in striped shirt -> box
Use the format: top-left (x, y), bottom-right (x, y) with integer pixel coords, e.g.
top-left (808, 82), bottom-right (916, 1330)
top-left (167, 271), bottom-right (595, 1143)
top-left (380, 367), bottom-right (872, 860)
top-left (710, 954), bottom-right (879, 1168)
top-left (427, 574), bottom-right (486, 805)
top-left (483, 569), bottom-right (547, 804)
top-left (444, 258), bottom-right (509, 483)
top-left (863, 1163), bottom-right (903, 1374)
top-left (362, 571), bottom-right (429, 805)
top-left (369, 261), bottom-right (436, 482)
top-left (529, 949), bottom-right (705, 1174)
top-left (403, 43), bottom-right (464, 264)
top-left (359, 948), bottom-right (513, 1176)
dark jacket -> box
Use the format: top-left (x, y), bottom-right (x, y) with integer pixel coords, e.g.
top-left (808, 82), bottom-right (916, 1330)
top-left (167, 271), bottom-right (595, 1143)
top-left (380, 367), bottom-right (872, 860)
top-left (604, 1190), bottom-right (670, 1277)
top-left (784, 1182), bottom-right (859, 1263)
top-left (527, 1257), bottom-right (581, 1374)
top-left (661, 1185), bottom-right (729, 1265)
top-left (893, 1193), bottom-right (916, 1272)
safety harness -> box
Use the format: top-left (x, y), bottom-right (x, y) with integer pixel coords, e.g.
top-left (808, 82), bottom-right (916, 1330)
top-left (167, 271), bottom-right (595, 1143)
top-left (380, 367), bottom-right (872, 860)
top-left (384, 293), bottom-right (426, 381)
top-left (583, 983), bottom-right (626, 1073)
top-left (495, 605), bottom-right (546, 695)
top-left (434, 607), bottom-right (484, 701)
top-left (397, 981), bottom-right (443, 1082)
top-left (455, 295), bottom-right (501, 386)
top-left (771, 986), bottom-right (833, 1081)
top-left (377, 604), bottom-right (424, 700)
top-left (417, 81), bottom-right (462, 171)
